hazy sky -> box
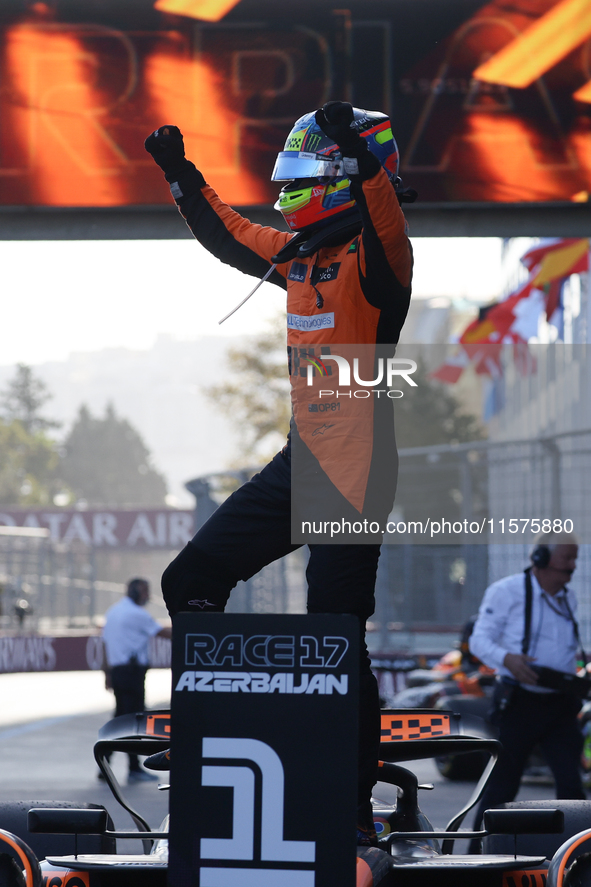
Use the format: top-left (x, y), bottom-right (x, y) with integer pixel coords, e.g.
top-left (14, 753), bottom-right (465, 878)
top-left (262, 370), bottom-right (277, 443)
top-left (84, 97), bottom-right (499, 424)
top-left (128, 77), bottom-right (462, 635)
top-left (1, 237), bottom-right (504, 366)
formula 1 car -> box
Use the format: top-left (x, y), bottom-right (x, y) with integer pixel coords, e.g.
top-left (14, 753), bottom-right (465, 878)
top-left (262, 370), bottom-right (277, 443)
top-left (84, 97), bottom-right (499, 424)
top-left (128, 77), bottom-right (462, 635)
top-left (2, 709), bottom-right (591, 887)
top-left (391, 641), bottom-right (500, 781)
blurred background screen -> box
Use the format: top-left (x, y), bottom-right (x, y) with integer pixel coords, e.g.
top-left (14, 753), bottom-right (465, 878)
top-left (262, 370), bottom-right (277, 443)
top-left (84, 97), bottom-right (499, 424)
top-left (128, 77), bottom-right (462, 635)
top-left (1, 0), bottom-right (590, 207)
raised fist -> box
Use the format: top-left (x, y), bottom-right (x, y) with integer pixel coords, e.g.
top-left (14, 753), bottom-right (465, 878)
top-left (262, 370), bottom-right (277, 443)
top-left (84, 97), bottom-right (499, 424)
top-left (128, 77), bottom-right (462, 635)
top-left (144, 125), bottom-right (186, 175)
top-left (318, 101), bottom-right (354, 128)
top-left (314, 101), bottom-right (361, 155)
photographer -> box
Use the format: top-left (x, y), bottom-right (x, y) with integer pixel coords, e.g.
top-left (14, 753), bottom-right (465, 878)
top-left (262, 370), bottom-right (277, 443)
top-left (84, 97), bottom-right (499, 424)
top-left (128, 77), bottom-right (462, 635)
top-left (469, 536), bottom-right (585, 847)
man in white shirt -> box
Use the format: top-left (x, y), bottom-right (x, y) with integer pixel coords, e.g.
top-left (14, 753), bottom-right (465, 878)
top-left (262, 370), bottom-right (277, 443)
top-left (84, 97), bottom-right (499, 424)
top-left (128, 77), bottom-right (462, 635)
top-left (102, 578), bottom-right (172, 782)
top-left (469, 539), bottom-right (585, 843)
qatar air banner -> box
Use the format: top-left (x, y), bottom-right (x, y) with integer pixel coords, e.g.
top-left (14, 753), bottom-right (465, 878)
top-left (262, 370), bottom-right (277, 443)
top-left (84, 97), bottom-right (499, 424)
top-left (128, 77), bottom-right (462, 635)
top-left (0, 509), bottom-right (194, 549)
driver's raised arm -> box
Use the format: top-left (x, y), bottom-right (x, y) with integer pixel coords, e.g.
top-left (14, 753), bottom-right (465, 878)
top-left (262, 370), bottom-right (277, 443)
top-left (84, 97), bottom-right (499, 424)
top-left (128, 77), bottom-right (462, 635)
top-left (145, 126), bottom-right (291, 287)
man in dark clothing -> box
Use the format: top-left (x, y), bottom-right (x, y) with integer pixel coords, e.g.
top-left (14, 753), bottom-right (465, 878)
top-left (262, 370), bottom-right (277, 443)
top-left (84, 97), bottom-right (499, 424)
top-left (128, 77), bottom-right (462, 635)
top-left (145, 101), bottom-right (414, 842)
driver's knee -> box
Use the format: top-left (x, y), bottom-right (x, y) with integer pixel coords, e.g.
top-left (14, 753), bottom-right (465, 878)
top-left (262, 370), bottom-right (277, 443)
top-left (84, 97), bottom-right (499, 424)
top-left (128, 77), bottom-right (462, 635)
top-left (161, 542), bottom-right (237, 616)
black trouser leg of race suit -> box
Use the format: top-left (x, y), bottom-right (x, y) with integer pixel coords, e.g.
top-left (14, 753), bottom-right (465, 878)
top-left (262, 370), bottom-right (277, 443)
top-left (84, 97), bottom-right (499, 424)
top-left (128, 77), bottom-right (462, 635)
top-left (161, 447), bottom-right (382, 819)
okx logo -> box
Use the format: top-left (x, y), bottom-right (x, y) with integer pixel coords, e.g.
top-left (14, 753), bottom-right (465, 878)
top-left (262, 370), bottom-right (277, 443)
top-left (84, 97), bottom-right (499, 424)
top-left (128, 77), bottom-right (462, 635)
top-left (199, 737), bottom-right (315, 887)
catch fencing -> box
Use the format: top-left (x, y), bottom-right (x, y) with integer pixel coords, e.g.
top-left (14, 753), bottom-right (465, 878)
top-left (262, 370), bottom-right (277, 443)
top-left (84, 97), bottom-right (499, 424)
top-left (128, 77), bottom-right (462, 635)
top-left (0, 527), bottom-right (124, 632)
top-left (391, 428), bottom-right (591, 545)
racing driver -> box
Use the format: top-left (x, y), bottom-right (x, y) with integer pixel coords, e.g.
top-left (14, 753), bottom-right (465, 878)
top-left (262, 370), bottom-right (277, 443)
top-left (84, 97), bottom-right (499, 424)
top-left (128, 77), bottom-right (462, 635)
top-left (145, 100), bottom-right (414, 845)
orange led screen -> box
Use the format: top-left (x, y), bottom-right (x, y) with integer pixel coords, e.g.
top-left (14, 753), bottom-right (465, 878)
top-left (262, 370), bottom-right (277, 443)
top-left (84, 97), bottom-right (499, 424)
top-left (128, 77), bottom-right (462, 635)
top-left (0, 0), bottom-right (590, 207)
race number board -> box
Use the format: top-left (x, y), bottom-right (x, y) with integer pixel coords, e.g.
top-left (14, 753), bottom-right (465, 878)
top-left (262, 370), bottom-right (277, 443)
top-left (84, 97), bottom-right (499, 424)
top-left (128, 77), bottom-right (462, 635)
top-left (169, 613), bottom-right (359, 887)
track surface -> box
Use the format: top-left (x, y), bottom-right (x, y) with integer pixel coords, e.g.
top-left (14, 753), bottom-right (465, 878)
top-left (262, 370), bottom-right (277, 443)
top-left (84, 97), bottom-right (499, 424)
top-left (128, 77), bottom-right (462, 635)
top-left (0, 670), bottom-right (171, 853)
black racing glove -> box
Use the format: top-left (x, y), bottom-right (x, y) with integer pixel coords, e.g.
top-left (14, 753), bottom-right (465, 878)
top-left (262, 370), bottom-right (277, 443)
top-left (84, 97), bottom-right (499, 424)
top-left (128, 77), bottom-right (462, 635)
top-left (144, 125), bottom-right (205, 201)
top-left (144, 125), bottom-right (185, 174)
top-left (314, 101), bottom-right (380, 180)
top-left (314, 101), bottom-right (363, 156)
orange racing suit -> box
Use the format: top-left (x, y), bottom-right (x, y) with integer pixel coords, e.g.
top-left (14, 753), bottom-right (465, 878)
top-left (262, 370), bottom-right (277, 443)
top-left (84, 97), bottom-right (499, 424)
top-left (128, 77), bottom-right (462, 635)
top-left (172, 165), bottom-right (413, 518)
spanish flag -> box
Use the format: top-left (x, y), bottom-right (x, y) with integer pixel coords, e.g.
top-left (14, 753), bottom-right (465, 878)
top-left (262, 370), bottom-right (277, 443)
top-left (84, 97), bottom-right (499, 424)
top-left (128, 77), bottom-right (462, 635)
top-left (521, 238), bottom-right (589, 282)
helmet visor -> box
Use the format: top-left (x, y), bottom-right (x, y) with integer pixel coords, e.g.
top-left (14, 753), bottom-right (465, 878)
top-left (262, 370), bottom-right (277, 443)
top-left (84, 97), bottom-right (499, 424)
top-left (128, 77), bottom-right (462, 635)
top-left (271, 151), bottom-right (343, 181)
